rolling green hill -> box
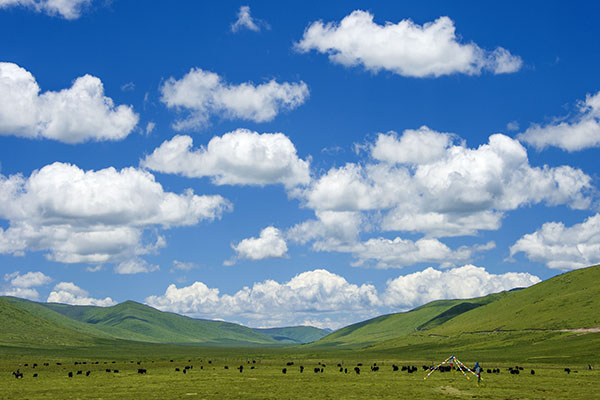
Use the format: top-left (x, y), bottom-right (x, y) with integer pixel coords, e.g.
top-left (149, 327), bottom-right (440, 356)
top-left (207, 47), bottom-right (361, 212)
top-left (254, 326), bottom-right (330, 344)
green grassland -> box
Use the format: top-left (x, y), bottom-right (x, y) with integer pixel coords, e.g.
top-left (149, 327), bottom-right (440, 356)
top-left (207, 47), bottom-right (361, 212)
top-left (1, 265), bottom-right (599, 398)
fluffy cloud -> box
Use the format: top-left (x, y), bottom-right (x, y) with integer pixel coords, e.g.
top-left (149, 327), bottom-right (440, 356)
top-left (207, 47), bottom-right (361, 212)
top-left (0, 162), bottom-right (231, 264)
top-left (518, 91), bottom-right (600, 152)
top-left (141, 130), bottom-right (310, 188)
top-left (114, 259), bottom-right (160, 275)
top-left (301, 129), bottom-right (592, 239)
top-left (47, 282), bottom-right (116, 306)
top-left (160, 68), bottom-right (308, 130)
top-left (0, 0), bottom-right (89, 19)
top-left (0, 270), bottom-right (52, 300)
top-left (346, 238), bottom-right (495, 269)
top-left (0, 62), bottom-right (138, 143)
top-left (510, 213), bottom-right (600, 270)
top-left (296, 11), bottom-right (522, 77)
top-left (146, 269), bottom-right (380, 328)
top-left (227, 226), bottom-right (287, 265)
top-left (383, 265), bottom-right (540, 309)
top-left (231, 5), bottom-right (268, 32)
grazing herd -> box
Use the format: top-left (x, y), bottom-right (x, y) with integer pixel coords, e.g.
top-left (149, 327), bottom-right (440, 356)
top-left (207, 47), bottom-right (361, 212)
top-left (9, 359), bottom-right (589, 380)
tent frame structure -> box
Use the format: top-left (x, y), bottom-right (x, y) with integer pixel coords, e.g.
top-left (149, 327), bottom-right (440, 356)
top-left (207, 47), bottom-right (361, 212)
top-left (423, 355), bottom-right (481, 381)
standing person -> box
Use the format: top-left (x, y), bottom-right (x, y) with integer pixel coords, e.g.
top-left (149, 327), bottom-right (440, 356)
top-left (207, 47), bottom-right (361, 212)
top-left (474, 362), bottom-right (481, 386)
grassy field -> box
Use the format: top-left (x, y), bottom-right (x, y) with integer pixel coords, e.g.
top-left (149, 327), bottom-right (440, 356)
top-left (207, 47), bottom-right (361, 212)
top-left (2, 347), bottom-right (598, 400)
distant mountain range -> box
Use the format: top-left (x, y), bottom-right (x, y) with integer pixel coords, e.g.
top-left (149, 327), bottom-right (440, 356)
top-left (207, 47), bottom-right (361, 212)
top-left (1, 264), bottom-right (598, 356)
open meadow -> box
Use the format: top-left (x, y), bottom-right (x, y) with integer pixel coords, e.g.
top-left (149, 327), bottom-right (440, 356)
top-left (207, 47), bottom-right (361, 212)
top-left (2, 345), bottom-right (598, 400)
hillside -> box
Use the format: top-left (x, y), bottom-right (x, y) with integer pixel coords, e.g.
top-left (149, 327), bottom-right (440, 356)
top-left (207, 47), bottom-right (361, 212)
top-left (313, 293), bottom-right (505, 348)
top-left (254, 326), bottom-right (330, 344)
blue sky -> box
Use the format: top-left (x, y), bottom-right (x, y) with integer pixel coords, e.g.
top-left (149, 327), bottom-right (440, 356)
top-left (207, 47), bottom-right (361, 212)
top-left (1, 1), bottom-right (599, 329)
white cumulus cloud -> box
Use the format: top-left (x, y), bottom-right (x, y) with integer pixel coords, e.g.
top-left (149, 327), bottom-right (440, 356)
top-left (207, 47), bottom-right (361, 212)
top-left (518, 91), bottom-right (600, 152)
top-left (231, 5), bottom-right (268, 32)
top-left (47, 282), bottom-right (116, 306)
top-left (510, 213), bottom-right (600, 270)
top-left (0, 62), bottom-right (138, 143)
top-left (296, 11), bottom-right (522, 77)
top-left (146, 269), bottom-right (380, 329)
top-left (0, 270), bottom-right (53, 300)
top-left (141, 130), bottom-right (310, 188)
top-left (383, 265), bottom-right (540, 309)
top-left (0, 0), bottom-right (90, 19)
top-left (227, 226), bottom-right (287, 265)
top-left (160, 68), bottom-right (309, 130)
top-left (114, 259), bottom-right (160, 275)
top-left (0, 162), bottom-right (231, 264)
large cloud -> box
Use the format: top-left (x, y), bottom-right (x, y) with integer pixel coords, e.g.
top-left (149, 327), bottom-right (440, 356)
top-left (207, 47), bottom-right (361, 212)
top-left (518, 91), bottom-right (600, 152)
top-left (301, 129), bottom-right (592, 238)
top-left (383, 265), bottom-right (540, 309)
top-left (47, 282), bottom-right (116, 306)
top-left (226, 226), bottom-right (287, 265)
top-left (0, 62), bottom-right (138, 143)
top-left (296, 11), bottom-right (522, 77)
top-left (0, 0), bottom-right (89, 19)
top-left (0, 162), bottom-right (231, 264)
top-left (0, 270), bottom-right (52, 300)
top-left (146, 269), bottom-right (380, 328)
top-left (510, 213), bottom-right (600, 270)
top-left (141, 130), bottom-right (310, 188)
top-left (160, 68), bottom-right (308, 130)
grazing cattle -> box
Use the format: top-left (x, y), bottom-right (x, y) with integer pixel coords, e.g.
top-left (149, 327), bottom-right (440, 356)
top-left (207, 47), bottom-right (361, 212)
top-left (401, 366), bottom-right (407, 371)
top-left (86, 371), bottom-right (91, 376)
top-left (68, 372), bottom-right (73, 378)
top-left (175, 368), bottom-right (180, 372)
top-left (422, 366), bottom-right (429, 371)
top-left (33, 363), bottom-right (38, 368)
top-left (314, 367), bottom-right (320, 373)
top-left (170, 360), bottom-right (174, 362)
top-left (487, 369), bottom-right (492, 374)
top-left (224, 366), bottom-right (229, 370)
top-left (339, 367), bottom-right (343, 372)
top-left (201, 366), bottom-right (204, 370)
top-left (337, 363), bottom-right (342, 367)
top-left (392, 365), bottom-right (399, 372)
top-left (137, 361), bottom-right (141, 365)
top-left (56, 363), bottom-right (62, 366)
top-left (286, 362), bottom-right (294, 366)
top-left (237, 365), bottom-right (243, 373)
top-left (33, 373), bottom-right (38, 377)
top-left (564, 368), bottom-right (571, 374)
top-left (76, 371), bottom-right (82, 375)
top-left (344, 368), bottom-right (348, 374)
top-left (137, 369), bottom-right (147, 374)
top-left (357, 363), bottom-right (363, 366)
top-left (282, 368), bottom-right (287, 374)
top-left (183, 369), bottom-right (187, 374)
top-left (24, 363), bottom-right (28, 366)
top-left (12, 370), bottom-right (23, 379)
top-left (354, 367), bottom-right (360, 375)
top-left (299, 366), bottom-right (304, 373)
top-left (371, 366), bottom-right (379, 372)
top-left (250, 366), bottom-right (254, 370)
top-left (530, 369), bottom-right (535, 375)
top-left (43, 363), bottom-right (49, 366)
top-left (106, 369), bottom-right (111, 372)
top-left (113, 370), bottom-right (119, 373)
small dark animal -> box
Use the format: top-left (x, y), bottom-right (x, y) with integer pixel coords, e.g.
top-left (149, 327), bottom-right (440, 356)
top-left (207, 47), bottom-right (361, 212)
top-left (68, 372), bottom-right (73, 378)
top-left (344, 368), bottom-right (347, 374)
top-left (33, 363), bottom-right (38, 368)
top-left (237, 365), bottom-right (243, 373)
top-left (530, 369), bottom-right (535, 375)
top-left (183, 369), bottom-right (187, 374)
top-left (113, 370), bottom-right (119, 373)
top-left (282, 368), bottom-right (287, 374)
top-left (224, 366), bottom-right (229, 370)
top-left (12, 370), bottom-right (23, 379)
top-left (250, 366), bottom-right (254, 369)
top-left (564, 368), bottom-right (571, 374)
top-left (106, 369), bottom-right (111, 373)
top-left (175, 368), bottom-right (180, 372)
top-left (392, 365), bottom-right (399, 372)
top-left (354, 367), bottom-right (360, 375)
top-left (357, 363), bottom-right (363, 366)
top-left (314, 367), bottom-right (320, 373)
top-left (487, 369), bottom-right (492, 374)
top-left (286, 362), bottom-right (294, 366)
top-left (371, 366), bottom-right (379, 372)
top-left (337, 363), bottom-right (342, 367)
top-left (43, 363), bottom-right (49, 367)
top-left (299, 366), bottom-right (304, 373)
top-left (56, 363), bottom-right (62, 365)
top-left (86, 371), bottom-right (91, 376)
top-left (76, 371), bottom-right (82, 375)
top-left (137, 369), bottom-right (146, 374)
top-left (339, 367), bottom-right (343, 372)
top-left (33, 373), bottom-right (38, 377)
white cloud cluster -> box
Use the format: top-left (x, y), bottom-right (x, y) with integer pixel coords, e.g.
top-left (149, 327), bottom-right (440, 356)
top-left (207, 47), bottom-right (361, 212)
top-left (518, 91), bottom-right (600, 152)
top-left (0, 62), bottom-right (138, 143)
top-left (1, 270), bottom-right (52, 300)
top-left (383, 265), bottom-right (540, 309)
top-left (510, 213), bottom-right (600, 270)
top-left (114, 259), bottom-right (160, 275)
top-left (146, 266), bottom-right (539, 328)
top-left (296, 11), bottom-right (522, 77)
top-left (227, 226), bottom-right (287, 265)
top-left (291, 128), bottom-right (592, 267)
top-left (0, 0), bottom-right (89, 19)
top-left (47, 282), bottom-right (116, 306)
top-left (146, 269), bottom-right (380, 328)
top-left (141, 130), bottom-right (310, 188)
top-left (0, 162), bottom-right (231, 264)
top-left (160, 68), bottom-right (309, 130)
top-left (231, 5), bottom-right (268, 32)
